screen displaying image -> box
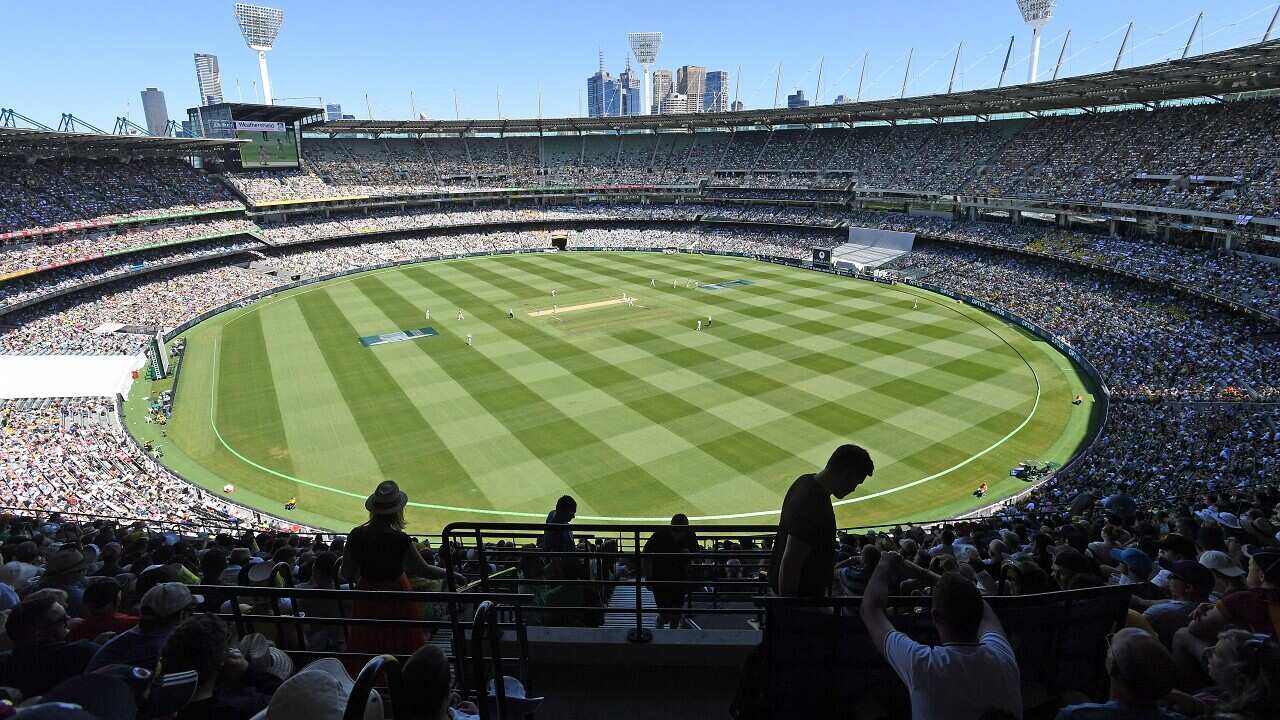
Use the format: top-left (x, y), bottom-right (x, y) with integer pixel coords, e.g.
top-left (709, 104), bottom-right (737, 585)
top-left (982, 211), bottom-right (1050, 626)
top-left (236, 128), bottom-right (299, 168)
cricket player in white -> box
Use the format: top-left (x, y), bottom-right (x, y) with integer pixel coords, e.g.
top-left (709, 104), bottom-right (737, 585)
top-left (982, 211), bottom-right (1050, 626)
top-left (457, 309), bottom-right (464, 321)
top-left (650, 278), bottom-right (656, 288)
top-left (424, 308), bottom-right (431, 320)
top-left (466, 334), bottom-right (473, 346)
top-left (696, 320), bottom-right (702, 331)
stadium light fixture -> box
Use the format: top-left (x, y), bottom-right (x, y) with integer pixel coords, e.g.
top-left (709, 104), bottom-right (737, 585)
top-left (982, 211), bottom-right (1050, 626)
top-left (234, 3), bottom-right (284, 105)
top-left (1016, 0), bottom-right (1056, 84)
top-left (629, 32), bottom-right (662, 116)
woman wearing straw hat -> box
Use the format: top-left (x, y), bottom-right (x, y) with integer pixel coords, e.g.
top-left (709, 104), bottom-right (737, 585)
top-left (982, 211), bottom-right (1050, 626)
top-left (340, 481), bottom-right (458, 671)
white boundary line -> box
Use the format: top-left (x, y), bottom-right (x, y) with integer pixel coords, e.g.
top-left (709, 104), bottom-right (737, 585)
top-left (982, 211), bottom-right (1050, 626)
top-left (200, 254), bottom-right (1044, 522)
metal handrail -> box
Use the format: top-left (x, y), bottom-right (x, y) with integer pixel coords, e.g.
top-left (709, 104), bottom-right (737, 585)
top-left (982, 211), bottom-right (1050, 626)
top-left (345, 654), bottom-right (405, 720)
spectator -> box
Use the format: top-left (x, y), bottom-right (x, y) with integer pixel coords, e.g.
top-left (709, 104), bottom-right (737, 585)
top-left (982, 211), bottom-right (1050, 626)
top-left (1144, 560), bottom-right (1214, 648)
top-left (1197, 550), bottom-right (1247, 600)
top-left (86, 581), bottom-right (195, 672)
top-left (294, 551), bottom-right (346, 652)
top-left (401, 643), bottom-right (475, 720)
top-left (860, 555), bottom-right (1022, 719)
top-left (769, 444), bottom-right (874, 597)
top-left (161, 613), bottom-right (270, 720)
top-left (1166, 629), bottom-right (1280, 717)
top-left (0, 595), bottom-right (99, 697)
top-left (248, 657), bottom-right (383, 720)
top-left (541, 495), bottom-right (577, 553)
top-left (642, 513), bottom-right (700, 629)
top-left (1056, 628), bottom-right (1181, 719)
top-left (340, 481), bottom-right (455, 669)
top-left (66, 577), bottom-right (137, 642)
top-left (1173, 546), bottom-right (1280, 689)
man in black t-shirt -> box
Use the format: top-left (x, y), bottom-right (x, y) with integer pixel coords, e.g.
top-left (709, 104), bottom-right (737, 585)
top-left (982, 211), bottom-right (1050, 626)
top-left (769, 444), bottom-right (874, 597)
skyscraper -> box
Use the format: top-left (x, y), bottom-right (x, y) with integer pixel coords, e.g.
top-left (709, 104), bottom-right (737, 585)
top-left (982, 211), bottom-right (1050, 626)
top-left (140, 88), bottom-right (169, 135)
top-left (325, 103), bottom-right (343, 121)
top-left (618, 59), bottom-right (642, 116)
top-left (651, 70), bottom-right (673, 114)
top-left (704, 70), bottom-right (729, 113)
top-left (586, 52), bottom-right (620, 117)
top-left (194, 53), bottom-right (223, 106)
top-left (731, 100), bottom-right (745, 111)
top-left (676, 65), bottom-right (706, 112)
top-left (787, 89), bottom-right (810, 108)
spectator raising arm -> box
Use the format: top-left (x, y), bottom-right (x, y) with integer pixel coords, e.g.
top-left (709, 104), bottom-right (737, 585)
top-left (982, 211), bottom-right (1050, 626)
top-left (860, 550), bottom-right (901, 650)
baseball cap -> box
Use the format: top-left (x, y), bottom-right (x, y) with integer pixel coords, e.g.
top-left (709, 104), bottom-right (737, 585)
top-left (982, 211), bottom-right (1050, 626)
top-left (1199, 550), bottom-right (1245, 578)
top-left (1243, 545), bottom-right (1280, 583)
top-left (1158, 558), bottom-right (1215, 590)
top-left (251, 658), bottom-right (382, 720)
top-left (1110, 547), bottom-right (1153, 580)
top-left (140, 582), bottom-right (197, 618)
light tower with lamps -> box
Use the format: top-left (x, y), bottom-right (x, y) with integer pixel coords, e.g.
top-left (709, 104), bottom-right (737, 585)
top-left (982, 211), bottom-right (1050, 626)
top-left (1017, 0), bottom-right (1056, 84)
top-left (234, 3), bottom-right (284, 105)
top-left (628, 32), bottom-right (662, 116)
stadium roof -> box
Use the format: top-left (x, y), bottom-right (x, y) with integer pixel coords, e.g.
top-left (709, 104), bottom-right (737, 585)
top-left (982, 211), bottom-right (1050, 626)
top-left (0, 127), bottom-right (244, 157)
top-left (309, 39), bottom-right (1280, 135)
top-left (196, 102), bottom-right (324, 124)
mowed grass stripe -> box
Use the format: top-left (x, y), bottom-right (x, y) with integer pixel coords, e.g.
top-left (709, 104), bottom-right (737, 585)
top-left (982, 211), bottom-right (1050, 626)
top-left (568, 253), bottom-right (1038, 483)
top-left (292, 289), bottom-right (477, 499)
top-left (570, 251), bottom-right (1023, 386)
top-left (568, 253), bottom-right (1030, 424)
top-left (348, 272), bottom-right (700, 517)
top-left (257, 300), bottom-right (386, 497)
top-left (409, 259), bottom-right (875, 489)
top-left (317, 279), bottom-right (574, 513)
top-left (215, 311), bottom-right (297, 496)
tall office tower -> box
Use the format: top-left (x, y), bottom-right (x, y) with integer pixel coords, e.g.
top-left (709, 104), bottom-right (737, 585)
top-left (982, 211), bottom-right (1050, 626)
top-left (730, 100), bottom-right (744, 111)
top-left (833, 94), bottom-right (851, 104)
top-left (787, 89), bottom-right (810, 108)
top-left (194, 53), bottom-right (224, 106)
top-left (703, 70), bottom-right (729, 113)
top-left (651, 70), bottom-right (673, 114)
top-left (618, 58), bottom-right (643, 116)
top-left (325, 103), bottom-right (343, 121)
top-left (140, 88), bottom-right (169, 135)
top-left (659, 93), bottom-right (690, 114)
top-left (587, 51), bottom-right (621, 117)
top-left (676, 65), bottom-right (706, 112)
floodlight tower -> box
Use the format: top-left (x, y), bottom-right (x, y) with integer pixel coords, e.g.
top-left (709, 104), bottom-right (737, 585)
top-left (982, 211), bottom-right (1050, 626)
top-left (629, 32), bottom-right (663, 115)
top-left (1017, 0), bottom-right (1057, 84)
top-left (234, 3), bottom-right (284, 105)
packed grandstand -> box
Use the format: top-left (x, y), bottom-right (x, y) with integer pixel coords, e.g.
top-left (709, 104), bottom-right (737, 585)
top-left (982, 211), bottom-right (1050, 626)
top-left (2, 33), bottom-right (1280, 720)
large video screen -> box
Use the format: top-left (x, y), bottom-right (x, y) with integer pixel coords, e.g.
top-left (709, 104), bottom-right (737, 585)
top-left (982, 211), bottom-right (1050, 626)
top-left (236, 128), bottom-right (299, 168)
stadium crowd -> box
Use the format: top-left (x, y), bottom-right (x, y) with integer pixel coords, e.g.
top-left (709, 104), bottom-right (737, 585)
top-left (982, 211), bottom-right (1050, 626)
top-left (216, 98), bottom-right (1280, 218)
top-left (0, 218), bottom-right (259, 276)
top-left (0, 158), bottom-right (241, 235)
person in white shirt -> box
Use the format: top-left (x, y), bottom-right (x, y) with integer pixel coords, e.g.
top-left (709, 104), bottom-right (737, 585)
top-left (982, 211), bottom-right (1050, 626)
top-left (861, 552), bottom-right (1022, 720)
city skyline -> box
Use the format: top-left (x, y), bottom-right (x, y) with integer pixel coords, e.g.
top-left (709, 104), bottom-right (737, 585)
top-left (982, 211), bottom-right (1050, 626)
top-left (2, 1), bottom-right (1275, 129)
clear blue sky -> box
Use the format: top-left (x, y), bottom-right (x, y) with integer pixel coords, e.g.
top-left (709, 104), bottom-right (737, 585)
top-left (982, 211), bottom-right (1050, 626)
top-left (3, 1), bottom-right (1277, 129)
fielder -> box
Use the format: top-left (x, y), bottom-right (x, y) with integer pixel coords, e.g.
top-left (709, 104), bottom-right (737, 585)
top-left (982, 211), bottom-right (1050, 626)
top-left (913, 300), bottom-right (918, 310)
top-left (650, 278), bottom-right (656, 287)
top-left (424, 308), bottom-right (431, 320)
top-left (466, 334), bottom-right (473, 346)
top-left (457, 309), bottom-right (464, 321)
top-left (696, 320), bottom-right (702, 331)
top-left (507, 308), bottom-right (515, 319)
top-left (552, 288), bottom-right (558, 298)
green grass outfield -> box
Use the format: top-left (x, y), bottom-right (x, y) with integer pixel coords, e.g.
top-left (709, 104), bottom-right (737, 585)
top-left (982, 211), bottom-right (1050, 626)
top-left (124, 251), bottom-right (1099, 532)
